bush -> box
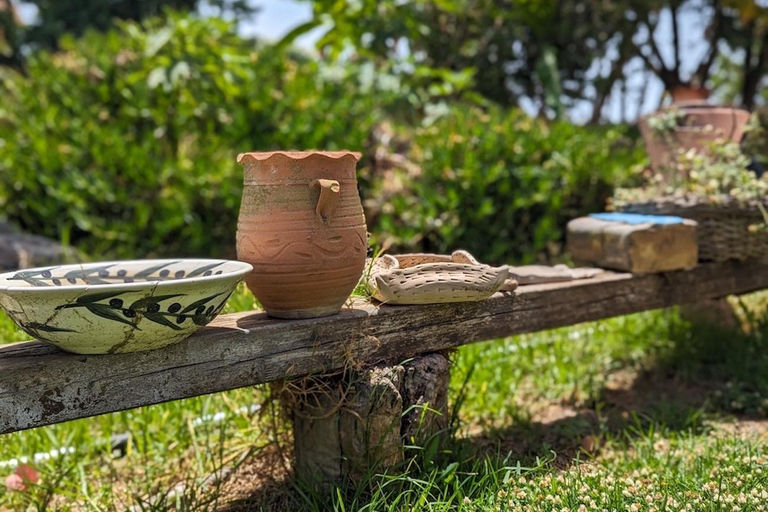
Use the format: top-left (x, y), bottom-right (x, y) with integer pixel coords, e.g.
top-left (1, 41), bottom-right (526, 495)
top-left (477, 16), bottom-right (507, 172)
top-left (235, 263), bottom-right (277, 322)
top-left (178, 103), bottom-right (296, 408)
top-left (0, 14), bottom-right (388, 259)
top-left (366, 106), bottom-right (646, 264)
top-left (0, 13), bottom-right (646, 265)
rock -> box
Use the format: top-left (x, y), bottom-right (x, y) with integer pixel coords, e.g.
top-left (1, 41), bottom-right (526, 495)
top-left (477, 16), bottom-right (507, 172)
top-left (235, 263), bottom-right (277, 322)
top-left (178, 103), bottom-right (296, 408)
top-left (110, 433), bottom-right (131, 458)
top-left (567, 214), bottom-right (698, 274)
top-left (0, 225), bottom-right (78, 271)
top-left (200, 466), bottom-right (232, 487)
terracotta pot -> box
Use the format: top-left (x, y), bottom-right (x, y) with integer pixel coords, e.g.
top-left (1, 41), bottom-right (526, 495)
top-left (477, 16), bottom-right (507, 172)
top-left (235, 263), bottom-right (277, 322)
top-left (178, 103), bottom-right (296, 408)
top-left (639, 102), bottom-right (751, 176)
top-left (236, 151), bottom-right (368, 319)
top-left (670, 86), bottom-right (709, 103)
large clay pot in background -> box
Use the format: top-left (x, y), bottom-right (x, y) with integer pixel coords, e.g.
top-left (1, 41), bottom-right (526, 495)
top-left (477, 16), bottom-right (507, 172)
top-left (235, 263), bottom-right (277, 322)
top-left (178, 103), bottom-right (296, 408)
top-left (236, 151), bottom-right (368, 319)
top-left (669, 85), bottom-right (709, 103)
top-left (639, 101), bottom-right (750, 178)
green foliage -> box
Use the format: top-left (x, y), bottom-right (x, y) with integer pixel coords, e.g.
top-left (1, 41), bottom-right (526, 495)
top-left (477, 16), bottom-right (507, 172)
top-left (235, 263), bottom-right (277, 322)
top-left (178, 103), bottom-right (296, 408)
top-left (0, 12), bottom-right (648, 264)
top-left (645, 106), bottom-right (686, 135)
top-left (615, 143), bottom-right (768, 207)
top-left (302, 0), bottom-right (639, 117)
top-left (0, 14), bottom-right (390, 259)
top-left (15, 0), bottom-right (255, 50)
top-left (743, 108), bottom-right (768, 169)
top-left (367, 106), bottom-right (645, 264)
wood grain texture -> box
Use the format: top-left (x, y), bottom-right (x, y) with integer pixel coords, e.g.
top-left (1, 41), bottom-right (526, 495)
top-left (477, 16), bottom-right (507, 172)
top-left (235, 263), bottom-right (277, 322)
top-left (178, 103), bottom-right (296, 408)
top-left (2, 260), bottom-right (767, 435)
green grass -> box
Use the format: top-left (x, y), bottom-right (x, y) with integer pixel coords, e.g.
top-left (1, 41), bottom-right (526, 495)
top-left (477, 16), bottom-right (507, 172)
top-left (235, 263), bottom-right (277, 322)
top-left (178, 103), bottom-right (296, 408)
top-left (1, 290), bottom-right (768, 511)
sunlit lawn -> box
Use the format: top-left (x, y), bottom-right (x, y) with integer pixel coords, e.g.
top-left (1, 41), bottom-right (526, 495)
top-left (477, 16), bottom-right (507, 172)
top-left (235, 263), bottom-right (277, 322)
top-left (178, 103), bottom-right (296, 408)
top-left (1, 286), bottom-right (768, 511)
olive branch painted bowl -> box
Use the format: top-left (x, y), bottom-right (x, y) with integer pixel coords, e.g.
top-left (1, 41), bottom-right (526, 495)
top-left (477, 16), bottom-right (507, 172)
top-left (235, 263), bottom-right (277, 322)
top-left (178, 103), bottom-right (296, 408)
top-left (0, 259), bottom-right (253, 354)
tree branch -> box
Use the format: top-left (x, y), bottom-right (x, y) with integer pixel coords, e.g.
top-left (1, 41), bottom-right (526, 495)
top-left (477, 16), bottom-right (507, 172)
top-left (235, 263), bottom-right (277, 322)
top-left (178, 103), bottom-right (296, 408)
top-left (641, 10), bottom-right (669, 74)
top-left (695, 0), bottom-right (723, 84)
top-left (742, 27), bottom-right (768, 109)
top-left (589, 33), bottom-right (633, 124)
top-left (671, 2), bottom-right (681, 75)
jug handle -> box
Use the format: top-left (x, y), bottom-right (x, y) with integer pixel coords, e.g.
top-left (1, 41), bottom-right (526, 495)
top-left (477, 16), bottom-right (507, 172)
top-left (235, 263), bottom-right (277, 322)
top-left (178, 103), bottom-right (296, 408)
top-left (311, 179), bottom-right (340, 222)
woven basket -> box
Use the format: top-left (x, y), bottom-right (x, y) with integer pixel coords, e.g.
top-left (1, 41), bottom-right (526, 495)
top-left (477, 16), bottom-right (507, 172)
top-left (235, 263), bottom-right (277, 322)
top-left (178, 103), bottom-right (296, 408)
top-left (618, 196), bottom-right (768, 262)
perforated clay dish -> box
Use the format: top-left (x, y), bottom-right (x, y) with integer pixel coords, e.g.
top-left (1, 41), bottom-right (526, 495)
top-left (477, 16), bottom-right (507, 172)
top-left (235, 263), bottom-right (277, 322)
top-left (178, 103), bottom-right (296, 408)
top-left (367, 251), bottom-right (517, 305)
top-left (0, 259), bottom-right (252, 354)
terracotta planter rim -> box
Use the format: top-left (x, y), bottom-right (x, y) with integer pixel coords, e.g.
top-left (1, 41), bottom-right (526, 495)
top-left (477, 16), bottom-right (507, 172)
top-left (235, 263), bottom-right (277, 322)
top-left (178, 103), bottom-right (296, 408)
top-left (639, 105), bottom-right (751, 123)
top-left (237, 150), bottom-right (362, 164)
top-left (669, 85), bottom-right (710, 102)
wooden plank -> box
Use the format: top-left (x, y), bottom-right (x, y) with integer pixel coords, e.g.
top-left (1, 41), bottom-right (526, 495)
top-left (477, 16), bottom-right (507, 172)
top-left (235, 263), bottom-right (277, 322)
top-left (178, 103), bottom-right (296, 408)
top-left (1, 260), bottom-right (767, 435)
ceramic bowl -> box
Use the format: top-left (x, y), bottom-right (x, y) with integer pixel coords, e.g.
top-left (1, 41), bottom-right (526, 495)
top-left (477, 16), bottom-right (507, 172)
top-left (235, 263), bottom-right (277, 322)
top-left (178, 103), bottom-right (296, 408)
top-left (0, 259), bottom-right (253, 354)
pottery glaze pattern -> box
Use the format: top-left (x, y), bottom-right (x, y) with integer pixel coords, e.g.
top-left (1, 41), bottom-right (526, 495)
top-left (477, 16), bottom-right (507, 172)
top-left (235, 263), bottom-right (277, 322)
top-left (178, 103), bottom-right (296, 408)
top-left (236, 151), bottom-right (368, 319)
top-left (0, 259), bottom-right (252, 354)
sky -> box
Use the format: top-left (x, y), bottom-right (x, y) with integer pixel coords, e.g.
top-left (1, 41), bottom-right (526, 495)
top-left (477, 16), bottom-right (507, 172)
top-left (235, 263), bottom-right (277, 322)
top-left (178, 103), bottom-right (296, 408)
top-left (14, 0), bottom-right (724, 124)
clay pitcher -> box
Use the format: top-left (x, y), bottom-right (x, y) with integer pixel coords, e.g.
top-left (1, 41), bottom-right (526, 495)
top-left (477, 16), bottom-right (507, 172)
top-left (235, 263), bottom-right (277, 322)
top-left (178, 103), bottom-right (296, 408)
top-left (236, 151), bottom-right (368, 319)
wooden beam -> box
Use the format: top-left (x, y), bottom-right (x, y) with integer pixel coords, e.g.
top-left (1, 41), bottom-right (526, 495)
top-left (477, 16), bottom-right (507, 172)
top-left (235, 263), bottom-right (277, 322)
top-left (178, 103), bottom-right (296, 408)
top-left (1, 260), bottom-right (767, 435)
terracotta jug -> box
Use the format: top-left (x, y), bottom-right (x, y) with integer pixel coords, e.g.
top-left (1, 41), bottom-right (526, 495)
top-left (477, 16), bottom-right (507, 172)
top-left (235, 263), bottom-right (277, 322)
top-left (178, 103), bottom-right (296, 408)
top-left (236, 151), bottom-right (368, 319)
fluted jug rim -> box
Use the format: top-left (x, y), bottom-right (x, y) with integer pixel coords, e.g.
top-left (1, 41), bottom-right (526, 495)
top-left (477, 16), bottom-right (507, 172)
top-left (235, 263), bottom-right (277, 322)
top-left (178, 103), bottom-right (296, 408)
top-left (237, 150), bottom-right (362, 164)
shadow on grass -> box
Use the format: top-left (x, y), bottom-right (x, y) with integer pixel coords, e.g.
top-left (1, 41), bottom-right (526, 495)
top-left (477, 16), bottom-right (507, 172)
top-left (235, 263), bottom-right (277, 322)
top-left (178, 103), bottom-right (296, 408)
top-left (460, 297), bottom-right (768, 472)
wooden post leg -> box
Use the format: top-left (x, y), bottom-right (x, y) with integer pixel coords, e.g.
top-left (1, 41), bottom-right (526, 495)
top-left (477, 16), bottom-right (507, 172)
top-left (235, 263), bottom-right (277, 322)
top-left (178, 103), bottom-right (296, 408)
top-left (339, 365), bottom-right (405, 481)
top-left (401, 353), bottom-right (451, 446)
top-left (680, 297), bottom-right (740, 330)
top-left (288, 352), bottom-right (451, 485)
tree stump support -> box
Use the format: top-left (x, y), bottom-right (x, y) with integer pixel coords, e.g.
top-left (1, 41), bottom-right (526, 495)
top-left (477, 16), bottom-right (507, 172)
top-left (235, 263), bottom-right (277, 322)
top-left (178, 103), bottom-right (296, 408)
top-left (680, 297), bottom-right (741, 330)
top-left (286, 352), bottom-right (451, 484)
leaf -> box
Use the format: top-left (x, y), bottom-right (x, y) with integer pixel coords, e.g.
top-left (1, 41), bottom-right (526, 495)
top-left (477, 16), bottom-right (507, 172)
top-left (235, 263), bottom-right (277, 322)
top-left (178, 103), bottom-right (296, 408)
top-left (441, 462), bottom-right (458, 483)
top-left (214, 290), bottom-right (235, 312)
top-left (147, 67), bottom-right (167, 89)
top-left (276, 20), bottom-right (323, 51)
top-left (216, 290), bottom-right (235, 311)
top-left (74, 290), bottom-right (128, 305)
top-left (83, 264), bottom-right (115, 276)
top-left (170, 61), bottom-right (191, 85)
top-left (181, 292), bottom-right (224, 314)
top-left (144, 313), bottom-right (183, 331)
top-left (10, 269), bottom-right (55, 286)
top-left (63, 268), bottom-right (86, 280)
top-left (23, 322), bottom-right (77, 333)
top-left (186, 262), bottom-right (224, 278)
top-left (11, 267), bottom-right (56, 279)
top-left (85, 304), bottom-right (139, 328)
top-left (129, 293), bottom-right (185, 310)
top-left (191, 315), bottom-right (212, 326)
top-left (145, 27), bottom-right (172, 57)
top-left (18, 276), bottom-right (49, 287)
top-left (134, 261), bottom-right (178, 279)
top-left (84, 277), bottom-right (110, 285)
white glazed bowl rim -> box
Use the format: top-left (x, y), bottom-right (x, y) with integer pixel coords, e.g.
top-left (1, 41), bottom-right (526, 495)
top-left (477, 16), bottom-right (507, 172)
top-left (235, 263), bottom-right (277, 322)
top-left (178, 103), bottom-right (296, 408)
top-left (0, 259), bottom-right (254, 293)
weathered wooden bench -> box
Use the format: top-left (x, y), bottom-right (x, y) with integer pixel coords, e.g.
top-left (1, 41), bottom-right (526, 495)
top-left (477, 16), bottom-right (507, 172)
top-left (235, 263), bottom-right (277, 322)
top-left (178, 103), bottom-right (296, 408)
top-left (2, 260), bottom-right (767, 481)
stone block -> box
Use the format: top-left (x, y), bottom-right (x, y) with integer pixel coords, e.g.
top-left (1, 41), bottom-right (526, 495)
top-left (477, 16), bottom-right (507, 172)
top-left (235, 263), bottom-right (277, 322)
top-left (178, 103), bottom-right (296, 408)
top-left (567, 213), bottom-right (698, 274)
top-left (0, 227), bottom-right (78, 271)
